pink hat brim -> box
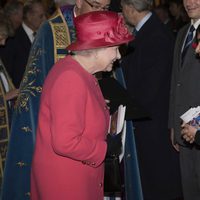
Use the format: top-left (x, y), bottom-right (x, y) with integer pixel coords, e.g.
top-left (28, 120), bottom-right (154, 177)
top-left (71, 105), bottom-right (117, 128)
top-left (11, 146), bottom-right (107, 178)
top-left (67, 36), bottom-right (134, 51)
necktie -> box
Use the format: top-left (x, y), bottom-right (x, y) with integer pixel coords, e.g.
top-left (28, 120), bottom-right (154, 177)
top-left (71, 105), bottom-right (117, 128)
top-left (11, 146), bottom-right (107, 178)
top-left (126, 28), bottom-right (137, 53)
top-left (133, 28), bottom-right (138, 37)
top-left (33, 32), bottom-right (37, 37)
top-left (31, 32), bottom-right (37, 43)
top-left (182, 25), bottom-right (195, 60)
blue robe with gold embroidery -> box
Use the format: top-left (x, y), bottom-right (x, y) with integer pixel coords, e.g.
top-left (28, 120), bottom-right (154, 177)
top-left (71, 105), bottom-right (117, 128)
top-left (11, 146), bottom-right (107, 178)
top-left (0, 59), bottom-right (15, 184)
top-left (1, 5), bottom-right (143, 200)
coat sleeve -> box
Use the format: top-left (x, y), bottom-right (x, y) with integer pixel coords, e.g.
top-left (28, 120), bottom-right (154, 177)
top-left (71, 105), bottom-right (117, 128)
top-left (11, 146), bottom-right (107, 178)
top-left (49, 70), bottom-right (107, 168)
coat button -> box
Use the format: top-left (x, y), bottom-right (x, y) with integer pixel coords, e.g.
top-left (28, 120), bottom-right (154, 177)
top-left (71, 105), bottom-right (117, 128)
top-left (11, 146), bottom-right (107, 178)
top-left (99, 182), bottom-right (103, 187)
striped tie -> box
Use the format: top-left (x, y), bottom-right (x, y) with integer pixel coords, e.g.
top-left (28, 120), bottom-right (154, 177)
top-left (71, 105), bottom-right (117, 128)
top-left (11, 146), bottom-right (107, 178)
top-left (182, 25), bottom-right (195, 61)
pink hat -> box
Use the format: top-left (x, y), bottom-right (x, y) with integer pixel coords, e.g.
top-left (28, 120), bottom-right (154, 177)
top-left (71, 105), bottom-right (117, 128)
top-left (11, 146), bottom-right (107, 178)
top-left (67, 11), bottom-right (134, 51)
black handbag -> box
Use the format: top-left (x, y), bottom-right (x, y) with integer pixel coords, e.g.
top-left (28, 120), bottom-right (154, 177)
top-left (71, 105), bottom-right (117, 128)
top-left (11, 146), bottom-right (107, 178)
top-left (104, 155), bottom-right (122, 196)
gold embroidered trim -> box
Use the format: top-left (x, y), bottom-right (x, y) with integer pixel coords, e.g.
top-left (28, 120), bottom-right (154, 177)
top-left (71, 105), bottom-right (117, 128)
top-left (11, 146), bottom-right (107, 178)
top-left (16, 161), bottom-right (27, 167)
top-left (50, 8), bottom-right (71, 63)
top-left (21, 126), bottom-right (32, 133)
top-left (0, 78), bottom-right (10, 178)
top-left (16, 48), bottom-right (43, 112)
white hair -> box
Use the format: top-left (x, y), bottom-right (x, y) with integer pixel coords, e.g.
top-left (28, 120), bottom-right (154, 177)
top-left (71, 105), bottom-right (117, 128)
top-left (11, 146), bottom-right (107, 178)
top-left (121, 0), bottom-right (153, 12)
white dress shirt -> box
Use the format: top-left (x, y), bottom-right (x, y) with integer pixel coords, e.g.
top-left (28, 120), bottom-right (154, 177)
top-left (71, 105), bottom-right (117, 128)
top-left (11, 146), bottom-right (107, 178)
top-left (22, 22), bottom-right (35, 43)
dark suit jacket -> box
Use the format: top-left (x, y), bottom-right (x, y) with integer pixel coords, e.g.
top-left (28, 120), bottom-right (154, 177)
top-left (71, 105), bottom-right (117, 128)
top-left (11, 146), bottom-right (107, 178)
top-left (168, 23), bottom-right (200, 146)
top-left (123, 13), bottom-right (174, 123)
top-left (0, 25), bottom-right (31, 88)
top-left (122, 13), bottom-right (182, 199)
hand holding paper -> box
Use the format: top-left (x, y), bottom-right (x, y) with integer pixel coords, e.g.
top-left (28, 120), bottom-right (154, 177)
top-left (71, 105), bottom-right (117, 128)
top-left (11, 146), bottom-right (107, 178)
top-left (180, 106), bottom-right (200, 143)
top-left (180, 106), bottom-right (200, 128)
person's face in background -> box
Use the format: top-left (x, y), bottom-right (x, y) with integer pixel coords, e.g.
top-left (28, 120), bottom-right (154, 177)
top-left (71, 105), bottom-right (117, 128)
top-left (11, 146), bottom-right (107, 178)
top-left (9, 5), bottom-right (23, 30)
top-left (154, 8), bottom-right (168, 23)
top-left (121, 3), bottom-right (137, 27)
top-left (169, 2), bottom-right (181, 18)
top-left (183, 0), bottom-right (200, 22)
top-left (76, 0), bottom-right (110, 16)
top-left (25, 2), bottom-right (46, 32)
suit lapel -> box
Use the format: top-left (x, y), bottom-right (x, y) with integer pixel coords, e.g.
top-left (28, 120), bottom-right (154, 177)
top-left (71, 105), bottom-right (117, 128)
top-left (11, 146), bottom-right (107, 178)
top-left (178, 24), bottom-right (190, 70)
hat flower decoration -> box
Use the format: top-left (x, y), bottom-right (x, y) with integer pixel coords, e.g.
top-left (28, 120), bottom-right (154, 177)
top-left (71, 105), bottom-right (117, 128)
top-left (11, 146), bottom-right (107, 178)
top-left (104, 15), bottom-right (131, 43)
top-left (67, 11), bottom-right (134, 51)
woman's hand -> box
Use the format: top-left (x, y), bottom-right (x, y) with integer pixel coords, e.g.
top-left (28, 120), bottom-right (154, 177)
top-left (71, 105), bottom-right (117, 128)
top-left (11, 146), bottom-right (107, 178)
top-left (181, 122), bottom-right (197, 143)
top-left (5, 89), bottom-right (19, 100)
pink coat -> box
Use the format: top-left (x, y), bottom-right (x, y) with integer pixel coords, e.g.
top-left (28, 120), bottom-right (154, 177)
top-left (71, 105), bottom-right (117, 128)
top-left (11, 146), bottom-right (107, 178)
top-left (31, 56), bottom-right (110, 200)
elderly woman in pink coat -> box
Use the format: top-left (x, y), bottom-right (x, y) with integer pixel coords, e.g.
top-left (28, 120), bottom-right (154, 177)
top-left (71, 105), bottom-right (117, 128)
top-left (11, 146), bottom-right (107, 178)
top-left (31, 11), bottom-right (133, 200)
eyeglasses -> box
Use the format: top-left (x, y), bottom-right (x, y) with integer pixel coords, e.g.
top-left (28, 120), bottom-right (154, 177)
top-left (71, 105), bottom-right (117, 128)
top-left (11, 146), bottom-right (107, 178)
top-left (84, 0), bottom-right (110, 11)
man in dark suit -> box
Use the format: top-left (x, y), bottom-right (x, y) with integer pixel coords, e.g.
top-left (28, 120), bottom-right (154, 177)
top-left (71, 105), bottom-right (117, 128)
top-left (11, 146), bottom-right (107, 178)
top-left (0, 0), bottom-right (46, 88)
top-left (169, 0), bottom-right (200, 199)
top-left (121, 0), bottom-right (183, 199)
